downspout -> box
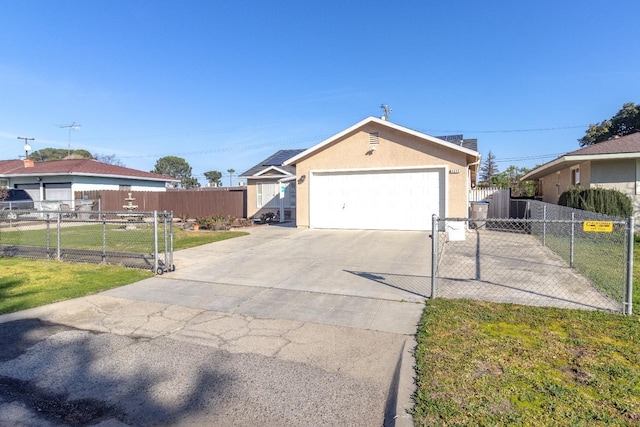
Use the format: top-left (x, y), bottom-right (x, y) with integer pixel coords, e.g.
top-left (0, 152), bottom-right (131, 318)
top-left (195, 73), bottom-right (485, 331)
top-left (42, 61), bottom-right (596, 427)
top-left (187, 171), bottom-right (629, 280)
top-left (467, 154), bottom-right (482, 207)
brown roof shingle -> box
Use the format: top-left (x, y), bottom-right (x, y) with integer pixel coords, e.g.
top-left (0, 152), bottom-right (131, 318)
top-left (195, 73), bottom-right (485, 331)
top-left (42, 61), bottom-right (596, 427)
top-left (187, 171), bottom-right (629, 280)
top-left (0, 159), bottom-right (178, 182)
top-left (566, 132), bottom-right (640, 156)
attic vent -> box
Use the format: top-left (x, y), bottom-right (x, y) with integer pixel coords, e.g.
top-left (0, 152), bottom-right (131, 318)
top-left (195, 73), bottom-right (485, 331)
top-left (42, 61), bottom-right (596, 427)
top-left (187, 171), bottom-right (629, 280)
top-left (369, 132), bottom-right (379, 145)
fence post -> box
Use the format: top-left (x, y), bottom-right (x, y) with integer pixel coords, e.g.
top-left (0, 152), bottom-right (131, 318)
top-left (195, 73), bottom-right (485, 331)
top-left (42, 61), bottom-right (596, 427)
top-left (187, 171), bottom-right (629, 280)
top-left (46, 216), bottom-right (51, 259)
top-left (102, 213), bottom-right (107, 263)
top-left (153, 210), bottom-right (159, 274)
top-left (56, 211), bottom-right (61, 261)
top-left (163, 211), bottom-right (169, 271)
top-left (542, 205), bottom-right (547, 246)
top-left (625, 216), bottom-right (635, 315)
top-left (169, 211), bottom-right (174, 271)
top-left (570, 212), bottom-right (575, 268)
top-left (431, 215), bottom-right (438, 299)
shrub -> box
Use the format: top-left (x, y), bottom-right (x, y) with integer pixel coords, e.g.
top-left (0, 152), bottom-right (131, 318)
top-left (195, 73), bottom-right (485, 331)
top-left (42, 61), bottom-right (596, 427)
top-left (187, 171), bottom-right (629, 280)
top-left (558, 187), bottom-right (632, 217)
top-left (195, 214), bottom-right (236, 230)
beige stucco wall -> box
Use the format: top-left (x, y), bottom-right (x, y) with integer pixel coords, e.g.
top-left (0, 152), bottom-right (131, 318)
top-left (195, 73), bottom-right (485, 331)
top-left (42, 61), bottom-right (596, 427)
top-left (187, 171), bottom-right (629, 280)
top-left (292, 122), bottom-right (473, 228)
top-left (538, 161), bottom-right (592, 203)
top-left (536, 159), bottom-right (640, 224)
top-left (590, 159), bottom-right (640, 223)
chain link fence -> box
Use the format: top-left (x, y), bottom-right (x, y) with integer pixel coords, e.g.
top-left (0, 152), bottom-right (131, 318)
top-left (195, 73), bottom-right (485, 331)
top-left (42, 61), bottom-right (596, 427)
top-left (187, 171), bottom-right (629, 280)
top-left (0, 210), bottom-right (174, 274)
top-left (431, 203), bottom-right (634, 314)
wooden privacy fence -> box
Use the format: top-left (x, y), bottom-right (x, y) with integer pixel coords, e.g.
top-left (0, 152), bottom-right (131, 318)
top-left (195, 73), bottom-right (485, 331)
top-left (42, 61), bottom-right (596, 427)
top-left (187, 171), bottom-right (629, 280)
top-left (75, 188), bottom-right (247, 219)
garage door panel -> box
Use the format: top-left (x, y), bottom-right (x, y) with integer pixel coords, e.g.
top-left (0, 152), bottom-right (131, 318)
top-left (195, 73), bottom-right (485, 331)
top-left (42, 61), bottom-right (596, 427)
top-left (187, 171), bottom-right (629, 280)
top-left (310, 169), bottom-right (444, 231)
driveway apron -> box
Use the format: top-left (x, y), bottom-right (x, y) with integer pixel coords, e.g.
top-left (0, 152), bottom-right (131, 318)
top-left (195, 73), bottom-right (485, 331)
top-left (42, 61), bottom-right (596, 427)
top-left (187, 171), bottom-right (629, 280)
top-left (106, 226), bottom-right (430, 334)
top-left (0, 226), bottom-right (428, 426)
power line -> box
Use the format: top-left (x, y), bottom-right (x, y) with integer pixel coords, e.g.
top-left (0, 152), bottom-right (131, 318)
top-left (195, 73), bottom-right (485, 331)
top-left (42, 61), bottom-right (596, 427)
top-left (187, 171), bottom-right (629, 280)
top-left (422, 125), bottom-right (588, 134)
top-left (494, 152), bottom-right (565, 163)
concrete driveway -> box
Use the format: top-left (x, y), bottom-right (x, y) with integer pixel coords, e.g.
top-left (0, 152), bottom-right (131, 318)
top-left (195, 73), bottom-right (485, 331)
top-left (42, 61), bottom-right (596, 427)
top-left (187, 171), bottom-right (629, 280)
top-left (0, 226), bottom-right (429, 426)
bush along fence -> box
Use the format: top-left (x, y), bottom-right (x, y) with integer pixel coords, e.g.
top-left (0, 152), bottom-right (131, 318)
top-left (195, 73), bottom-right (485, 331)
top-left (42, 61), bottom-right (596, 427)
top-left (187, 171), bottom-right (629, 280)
top-left (0, 210), bottom-right (174, 274)
top-left (431, 205), bottom-right (634, 315)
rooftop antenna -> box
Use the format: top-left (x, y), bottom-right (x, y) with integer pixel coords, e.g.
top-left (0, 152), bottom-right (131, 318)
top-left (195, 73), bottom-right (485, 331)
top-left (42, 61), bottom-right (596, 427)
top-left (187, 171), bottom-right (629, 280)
top-left (380, 104), bottom-right (392, 121)
top-left (60, 122), bottom-right (81, 158)
top-left (17, 136), bottom-right (34, 159)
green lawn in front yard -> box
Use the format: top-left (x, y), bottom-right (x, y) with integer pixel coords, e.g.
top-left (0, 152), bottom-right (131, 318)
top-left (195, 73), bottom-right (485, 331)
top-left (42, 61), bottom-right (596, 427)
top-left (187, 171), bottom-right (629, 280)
top-left (0, 223), bottom-right (248, 253)
top-left (413, 299), bottom-right (640, 426)
top-left (0, 229), bottom-right (248, 315)
top-left (0, 258), bottom-right (153, 315)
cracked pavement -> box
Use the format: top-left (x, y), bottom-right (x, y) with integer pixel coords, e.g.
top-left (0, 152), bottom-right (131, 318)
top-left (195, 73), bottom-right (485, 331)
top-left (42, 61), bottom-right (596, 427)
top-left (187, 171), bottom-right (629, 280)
top-left (0, 227), bottom-right (427, 426)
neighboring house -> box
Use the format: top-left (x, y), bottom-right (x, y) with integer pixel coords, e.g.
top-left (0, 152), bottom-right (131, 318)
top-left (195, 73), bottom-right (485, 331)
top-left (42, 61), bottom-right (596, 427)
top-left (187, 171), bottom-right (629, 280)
top-left (0, 158), bottom-right (179, 209)
top-left (239, 149), bottom-right (305, 221)
top-left (283, 116), bottom-right (481, 231)
top-left (521, 132), bottom-right (640, 221)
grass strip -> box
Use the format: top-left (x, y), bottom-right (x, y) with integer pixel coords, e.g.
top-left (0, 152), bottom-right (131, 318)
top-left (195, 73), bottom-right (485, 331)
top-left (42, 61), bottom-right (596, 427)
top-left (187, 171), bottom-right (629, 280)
top-left (413, 299), bottom-right (640, 426)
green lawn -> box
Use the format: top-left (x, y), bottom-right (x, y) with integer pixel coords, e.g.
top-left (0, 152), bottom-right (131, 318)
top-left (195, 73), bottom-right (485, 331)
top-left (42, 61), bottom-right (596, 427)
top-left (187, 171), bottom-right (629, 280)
top-left (0, 229), bottom-right (247, 315)
top-left (413, 299), bottom-right (640, 426)
top-left (0, 223), bottom-right (248, 253)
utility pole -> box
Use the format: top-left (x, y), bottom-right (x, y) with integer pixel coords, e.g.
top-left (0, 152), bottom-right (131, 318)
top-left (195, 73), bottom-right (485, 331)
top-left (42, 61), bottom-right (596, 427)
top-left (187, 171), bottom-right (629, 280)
top-left (60, 122), bottom-right (81, 158)
top-left (17, 136), bottom-right (34, 159)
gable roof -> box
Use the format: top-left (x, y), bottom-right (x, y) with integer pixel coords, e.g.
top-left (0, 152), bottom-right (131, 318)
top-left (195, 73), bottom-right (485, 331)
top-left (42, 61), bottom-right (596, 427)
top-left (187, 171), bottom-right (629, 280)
top-left (239, 149), bottom-right (305, 178)
top-left (284, 116), bottom-right (480, 166)
top-left (0, 159), bottom-right (179, 183)
top-left (521, 132), bottom-right (640, 181)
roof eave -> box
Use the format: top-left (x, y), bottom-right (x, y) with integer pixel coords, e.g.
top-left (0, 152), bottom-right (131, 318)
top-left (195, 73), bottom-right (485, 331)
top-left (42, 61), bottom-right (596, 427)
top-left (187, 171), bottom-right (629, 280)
top-left (284, 116), bottom-right (479, 166)
top-left (521, 152), bottom-right (640, 181)
top-left (1, 171), bottom-right (179, 183)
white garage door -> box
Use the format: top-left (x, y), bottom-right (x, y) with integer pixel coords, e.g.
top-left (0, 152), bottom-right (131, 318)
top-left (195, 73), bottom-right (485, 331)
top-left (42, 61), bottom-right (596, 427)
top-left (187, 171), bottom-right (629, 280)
top-left (44, 183), bottom-right (72, 202)
top-left (310, 169), bottom-right (445, 231)
top-left (15, 184), bottom-right (41, 204)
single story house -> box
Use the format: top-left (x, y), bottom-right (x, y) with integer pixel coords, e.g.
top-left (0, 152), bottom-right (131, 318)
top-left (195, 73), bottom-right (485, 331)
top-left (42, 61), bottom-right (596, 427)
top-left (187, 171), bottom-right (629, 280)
top-left (521, 132), bottom-right (640, 222)
top-left (239, 149), bottom-right (305, 221)
top-left (279, 116), bottom-right (481, 231)
top-left (0, 158), bottom-right (179, 209)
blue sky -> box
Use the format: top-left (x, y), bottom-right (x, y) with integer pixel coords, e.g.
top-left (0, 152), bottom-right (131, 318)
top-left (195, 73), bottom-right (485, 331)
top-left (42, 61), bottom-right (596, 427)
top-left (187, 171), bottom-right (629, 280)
top-left (2, 1), bottom-right (639, 185)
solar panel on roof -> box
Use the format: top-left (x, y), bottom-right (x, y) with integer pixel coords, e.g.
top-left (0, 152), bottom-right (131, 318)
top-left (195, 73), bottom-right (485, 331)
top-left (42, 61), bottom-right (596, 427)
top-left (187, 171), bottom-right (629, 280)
top-left (262, 149), bottom-right (305, 166)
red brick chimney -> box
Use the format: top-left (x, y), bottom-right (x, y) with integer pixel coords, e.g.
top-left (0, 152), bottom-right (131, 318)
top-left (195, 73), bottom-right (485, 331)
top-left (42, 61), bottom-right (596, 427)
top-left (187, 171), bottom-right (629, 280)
top-left (23, 159), bottom-right (35, 168)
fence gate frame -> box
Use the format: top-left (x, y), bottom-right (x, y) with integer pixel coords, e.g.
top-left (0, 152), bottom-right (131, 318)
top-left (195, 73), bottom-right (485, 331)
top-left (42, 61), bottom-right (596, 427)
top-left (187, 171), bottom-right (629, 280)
top-left (431, 214), bottom-right (634, 315)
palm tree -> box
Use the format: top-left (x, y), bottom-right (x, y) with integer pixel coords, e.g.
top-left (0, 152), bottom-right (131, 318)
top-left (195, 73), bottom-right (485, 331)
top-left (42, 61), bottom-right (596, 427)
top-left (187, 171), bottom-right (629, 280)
top-left (227, 168), bottom-right (235, 187)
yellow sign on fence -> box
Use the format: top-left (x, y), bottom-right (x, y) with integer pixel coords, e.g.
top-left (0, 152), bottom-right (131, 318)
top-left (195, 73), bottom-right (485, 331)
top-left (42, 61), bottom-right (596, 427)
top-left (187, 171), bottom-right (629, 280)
top-left (583, 221), bottom-right (614, 233)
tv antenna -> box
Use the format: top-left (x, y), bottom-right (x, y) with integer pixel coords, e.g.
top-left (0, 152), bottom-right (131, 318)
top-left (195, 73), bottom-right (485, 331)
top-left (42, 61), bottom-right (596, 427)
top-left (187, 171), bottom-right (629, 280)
top-left (60, 122), bottom-right (81, 158)
top-left (380, 104), bottom-right (392, 121)
top-left (17, 136), bottom-right (34, 159)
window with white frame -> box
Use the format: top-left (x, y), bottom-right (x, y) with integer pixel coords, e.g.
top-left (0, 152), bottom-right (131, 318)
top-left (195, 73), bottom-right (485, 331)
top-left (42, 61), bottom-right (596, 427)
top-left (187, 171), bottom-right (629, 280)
top-left (257, 182), bottom-right (295, 208)
top-left (571, 166), bottom-right (580, 186)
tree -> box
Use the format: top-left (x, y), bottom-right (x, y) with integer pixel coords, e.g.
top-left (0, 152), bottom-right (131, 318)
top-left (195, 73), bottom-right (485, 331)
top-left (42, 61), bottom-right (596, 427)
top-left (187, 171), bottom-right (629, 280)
top-left (94, 153), bottom-right (125, 167)
top-left (578, 102), bottom-right (640, 146)
top-left (204, 170), bottom-right (222, 187)
top-left (490, 165), bottom-right (536, 197)
top-left (479, 151), bottom-right (499, 186)
top-left (227, 168), bottom-right (235, 187)
top-left (181, 177), bottom-right (201, 189)
top-left (151, 156), bottom-right (195, 189)
top-left (29, 148), bottom-right (93, 161)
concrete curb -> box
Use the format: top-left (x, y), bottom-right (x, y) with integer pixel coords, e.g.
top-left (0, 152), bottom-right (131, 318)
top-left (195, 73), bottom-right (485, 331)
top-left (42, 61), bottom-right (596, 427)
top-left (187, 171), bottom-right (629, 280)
top-left (390, 336), bottom-right (417, 427)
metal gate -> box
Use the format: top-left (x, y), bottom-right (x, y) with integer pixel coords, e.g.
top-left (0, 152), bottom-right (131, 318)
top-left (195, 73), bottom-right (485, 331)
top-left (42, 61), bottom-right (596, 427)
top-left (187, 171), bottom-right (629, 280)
top-left (0, 210), bottom-right (174, 274)
top-left (431, 212), bottom-right (633, 315)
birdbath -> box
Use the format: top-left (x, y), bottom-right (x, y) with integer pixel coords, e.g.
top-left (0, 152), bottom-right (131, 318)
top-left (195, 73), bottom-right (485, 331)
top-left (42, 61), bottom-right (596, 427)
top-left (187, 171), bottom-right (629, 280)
top-left (119, 192), bottom-right (144, 228)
